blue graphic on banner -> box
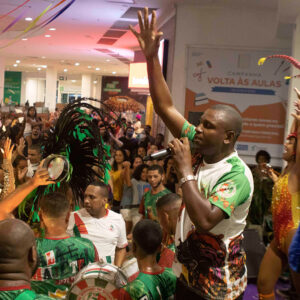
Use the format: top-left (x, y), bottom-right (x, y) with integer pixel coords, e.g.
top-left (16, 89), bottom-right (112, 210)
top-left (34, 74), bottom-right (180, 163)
top-left (236, 144), bottom-right (249, 151)
top-left (211, 86), bottom-right (275, 96)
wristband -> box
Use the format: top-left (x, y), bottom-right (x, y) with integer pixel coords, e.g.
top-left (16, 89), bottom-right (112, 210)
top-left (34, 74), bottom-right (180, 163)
top-left (179, 174), bottom-right (197, 187)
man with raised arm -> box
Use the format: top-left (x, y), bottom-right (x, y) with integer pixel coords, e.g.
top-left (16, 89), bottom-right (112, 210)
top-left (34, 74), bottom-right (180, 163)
top-left (130, 8), bottom-right (254, 299)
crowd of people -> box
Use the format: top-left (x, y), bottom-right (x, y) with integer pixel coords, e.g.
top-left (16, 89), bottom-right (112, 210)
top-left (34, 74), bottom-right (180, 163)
top-left (0, 7), bottom-right (299, 300)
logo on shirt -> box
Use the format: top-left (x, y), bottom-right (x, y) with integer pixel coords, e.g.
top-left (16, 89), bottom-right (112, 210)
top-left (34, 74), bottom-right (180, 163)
top-left (45, 250), bottom-right (56, 266)
top-left (215, 180), bottom-right (236, 198)
top-left (109, 224), bottom-right (114, 231)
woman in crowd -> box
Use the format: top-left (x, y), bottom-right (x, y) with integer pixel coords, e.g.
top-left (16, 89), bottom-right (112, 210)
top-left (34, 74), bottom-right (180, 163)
top-left (258, 90), bottom-right (300, 300)
top-left (23, 106), bottom-right (42, 137)
top-left (121, 163), bottom-right (150, 235)
top-left (110, 148), bottom-right (128, 212)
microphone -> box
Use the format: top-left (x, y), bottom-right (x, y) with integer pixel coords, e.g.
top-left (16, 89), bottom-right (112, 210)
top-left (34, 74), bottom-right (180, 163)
top-left (143, 148), bottom-right (172, 161)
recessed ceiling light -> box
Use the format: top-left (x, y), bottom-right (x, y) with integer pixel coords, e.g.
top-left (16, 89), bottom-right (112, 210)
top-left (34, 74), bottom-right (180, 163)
top-left (42, 56), bottom-right (46, 59)
top-left (13, 64), bottom-right (18, 67)
top-left (22, 38), bottom-right (27, 41)
top-left (87, 66), bottom-right (92, 69)
top-left (71, 80), bottom-right (76, 83)
top-left (44, 35), bottom-right (51, 38)
top-left (64, 69), bottom-right (68, 72)
top-left (49, 28), bottom-right (56, 31)
top-left (106, 59), bottom-right (110, 62)
top-left (75, 62), bottom-right (80, 66)
top-left (37, 67), bottom-right (41, 71)
top-left (25, 17), bottom-right (32, 21)
top-left (16, 60), bottom-right (20, 63)
top-left (42, 65), bottom-right (47, 68)
top-left (112, 71), bottom-right (116, 74)
top-left (93, 81), bottom-right (98, 84)
top-left (95, 67), bottom-right (100, 71)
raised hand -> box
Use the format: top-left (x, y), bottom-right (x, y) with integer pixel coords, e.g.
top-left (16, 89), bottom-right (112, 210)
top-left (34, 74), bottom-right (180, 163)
top-left (18, 167), bottom-right (28, 182)
top-left (17, 137), bottom-right (26, 157)
top-left (129, 7), bottom-right (163, 59)
top-left (2, 138), bottom-right (14, 160)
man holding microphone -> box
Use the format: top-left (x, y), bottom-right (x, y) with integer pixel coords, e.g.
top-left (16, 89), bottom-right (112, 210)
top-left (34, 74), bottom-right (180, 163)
top-left (130, 8), bottom-right (253, 299)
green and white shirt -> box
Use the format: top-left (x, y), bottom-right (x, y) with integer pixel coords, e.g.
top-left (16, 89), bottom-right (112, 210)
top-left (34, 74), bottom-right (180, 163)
top-left (0, 286), bottom-right (53, 300)
top-left (120, 267), bottom-right (176, 300)
top-left (31, 236), bottom-right (98, 299)
top-left (173, 121), bottom-right (253, 300)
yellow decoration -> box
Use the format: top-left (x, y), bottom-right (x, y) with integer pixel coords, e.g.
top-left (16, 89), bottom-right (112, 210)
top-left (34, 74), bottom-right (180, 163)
top-left (284, 76), bottom-right (291, 80)
top-left (258, 57), bottom-right (266, 66)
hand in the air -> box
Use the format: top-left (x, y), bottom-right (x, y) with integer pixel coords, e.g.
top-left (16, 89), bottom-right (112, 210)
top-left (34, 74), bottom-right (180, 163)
top-left (292, 87), bottom-right (300, 122)
top-left (17, 137), bottom-right (26, 157)
top-left (129, 7), bottom-right (163, 59)
top-left (3, 138), bottom-right (14, 161)
top-left (18, 167), bottom-right (28, 182)
top-left (168, 137), bottom-right (193, 178)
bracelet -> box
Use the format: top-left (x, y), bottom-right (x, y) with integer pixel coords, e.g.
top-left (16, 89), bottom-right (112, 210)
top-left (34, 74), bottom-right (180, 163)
top-left (179, 174), bottom-right (197, 187)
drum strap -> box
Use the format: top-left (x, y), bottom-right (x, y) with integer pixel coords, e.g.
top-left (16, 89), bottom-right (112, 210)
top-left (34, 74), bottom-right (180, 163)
top-left (15, 290), bottom-right (36, 300)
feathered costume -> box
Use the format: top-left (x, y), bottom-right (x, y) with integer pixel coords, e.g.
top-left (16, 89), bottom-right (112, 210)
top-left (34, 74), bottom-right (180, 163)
top-left (19, 97), bottom-right (121, 224)
top-left (258, 54), bottom-right (300, 80)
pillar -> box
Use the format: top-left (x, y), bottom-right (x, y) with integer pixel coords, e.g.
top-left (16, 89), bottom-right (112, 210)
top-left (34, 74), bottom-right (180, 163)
top-left (45, 67), bottom-right (57, 112)
top-left (0, 58), bottom-right (5, 105)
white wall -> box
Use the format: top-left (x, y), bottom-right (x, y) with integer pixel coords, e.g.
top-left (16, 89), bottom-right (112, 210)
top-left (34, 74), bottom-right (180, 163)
top-left (170, 4), bottom-right (292, 165)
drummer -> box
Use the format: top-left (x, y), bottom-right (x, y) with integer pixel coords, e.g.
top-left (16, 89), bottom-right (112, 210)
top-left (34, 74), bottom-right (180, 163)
top-left (119, 219), bottom-right (176, 300)
top-left (67, 181), bottom-right (128, 267)
top-left (31, 193), bottom-right (99, 299)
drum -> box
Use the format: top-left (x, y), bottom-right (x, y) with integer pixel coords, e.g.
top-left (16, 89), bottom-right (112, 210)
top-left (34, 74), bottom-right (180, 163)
top-left (67, 262), bottom-right (128, 300)
top-left (121, 257), bottom-right (139, 282)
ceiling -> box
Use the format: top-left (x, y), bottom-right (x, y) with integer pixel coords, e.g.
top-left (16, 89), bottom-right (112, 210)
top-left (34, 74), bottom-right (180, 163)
top-left (1, 0), bottom-right (300, 77)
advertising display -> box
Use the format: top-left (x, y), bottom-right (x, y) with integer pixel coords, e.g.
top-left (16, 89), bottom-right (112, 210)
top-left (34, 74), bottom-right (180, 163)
top-left (185, 47), bottom-right (290, 163)
top-left (3, 71), bottom-right (22, 105)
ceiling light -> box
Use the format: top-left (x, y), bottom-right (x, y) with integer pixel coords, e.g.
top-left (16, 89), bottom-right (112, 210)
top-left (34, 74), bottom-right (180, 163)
top-left (25, 17), bottom-right (32, 21)
top-left (22, 38), bottom-right (27, 41)
top-left (42, 65), bottom-right (47, 68)
top-left (16, 60), bottom-right (20, 63)
top-left (37, 67), bottom-right (41, 71)
top-left (87, 66), bottom-right (92, 69)
top-left (13, 64), bottom-right (18, 67)
top-left (44, 35), bottom-right (51, 38)
top-left (95, 67), bottom-right (100, 71)
top-left (112, 71), bottom-right (116, 74)
top-left (64, 69), bottom-right (68, 72)
top-left (42, 56), bottom-right (46, 59)
top-left (75, 62), bottom-right (80, 66)
top-left (71, 80), bottom-right (76, 83)
top-left (106, 59), bottom-right (110, 62)
top-left (93, 81), bottom-right (98, 84)
top-left (49, 28), bottom-right (56, 31)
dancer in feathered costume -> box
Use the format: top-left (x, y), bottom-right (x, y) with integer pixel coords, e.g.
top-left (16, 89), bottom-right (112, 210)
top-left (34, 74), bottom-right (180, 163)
top-left (257, 55), bottom-right (300, 299)
top-left (19, 98), bottom-right (119, 225)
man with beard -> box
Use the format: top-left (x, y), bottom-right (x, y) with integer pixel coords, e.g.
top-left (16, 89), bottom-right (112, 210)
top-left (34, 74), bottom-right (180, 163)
top-left (0, 219), bottom-right (52, 299)
top-left (130, 8), bottom-right (253, 299)
top-left (139, 165), bottom-right (170, 221)
top-left (67, 181), bottom-right (127, 267)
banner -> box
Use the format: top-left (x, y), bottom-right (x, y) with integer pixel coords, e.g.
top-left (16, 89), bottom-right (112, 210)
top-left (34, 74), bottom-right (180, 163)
top-left (4, 71), bottom-right (22, 105)
top-left (185, 47), bottom-right (290, 161)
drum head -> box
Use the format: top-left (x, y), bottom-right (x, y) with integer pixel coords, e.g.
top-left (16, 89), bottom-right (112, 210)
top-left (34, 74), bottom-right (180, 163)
top-left (67, 262), bottom-right (128, 300)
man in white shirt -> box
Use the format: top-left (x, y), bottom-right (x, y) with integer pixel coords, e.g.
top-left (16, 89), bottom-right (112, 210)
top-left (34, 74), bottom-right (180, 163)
top-left (26, 144), bottom-right (42, 178)
top-left (67, 181), bottom-right (127, 267)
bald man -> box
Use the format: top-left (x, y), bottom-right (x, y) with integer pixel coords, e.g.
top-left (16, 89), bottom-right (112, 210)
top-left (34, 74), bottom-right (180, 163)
top-left (0, 219), bottom-right (52, 299)
top-left (131, 8), bottom-right (254, 299)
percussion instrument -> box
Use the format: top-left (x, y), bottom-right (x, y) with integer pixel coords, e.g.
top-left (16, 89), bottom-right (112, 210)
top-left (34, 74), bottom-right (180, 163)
top-left (67, 262), bottom-right (127, 300)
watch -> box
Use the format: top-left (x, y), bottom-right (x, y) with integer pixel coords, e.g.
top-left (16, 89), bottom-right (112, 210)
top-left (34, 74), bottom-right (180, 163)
top-left (179, 174), bottom-right (197, 187)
